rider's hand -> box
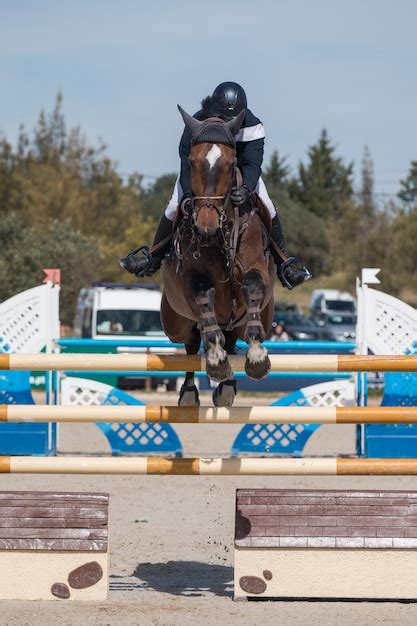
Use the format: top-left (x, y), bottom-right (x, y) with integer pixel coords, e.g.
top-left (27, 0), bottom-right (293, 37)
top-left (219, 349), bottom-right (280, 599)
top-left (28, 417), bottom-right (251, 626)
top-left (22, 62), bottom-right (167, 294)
top-left (231, 185), bottom-right (251, 206)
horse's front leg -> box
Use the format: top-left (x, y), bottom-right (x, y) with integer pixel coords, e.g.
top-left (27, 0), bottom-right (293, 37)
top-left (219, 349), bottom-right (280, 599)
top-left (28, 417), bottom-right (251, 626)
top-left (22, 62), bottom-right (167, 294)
top-left (192, 275), bottom-right (231, 382)
top-left (242, 270), bottom-right (271, 380)
top-left (179, 325), bottom-right (201, 406)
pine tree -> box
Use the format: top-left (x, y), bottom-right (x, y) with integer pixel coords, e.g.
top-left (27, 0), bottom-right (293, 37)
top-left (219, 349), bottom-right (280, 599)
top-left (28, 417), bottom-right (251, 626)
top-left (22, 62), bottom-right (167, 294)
top-left (263, 151), bottom-right (290, 190)
top-left (292, 128), bottom-right (353, 218)
top-left (359, 145), bottom-right (375, 215)
top-left (398, 161), bottom-right (417, 206)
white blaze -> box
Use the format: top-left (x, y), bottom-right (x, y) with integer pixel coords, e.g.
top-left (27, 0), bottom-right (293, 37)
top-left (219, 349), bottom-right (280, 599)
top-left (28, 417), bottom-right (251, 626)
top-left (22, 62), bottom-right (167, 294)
top-left (206, 144), bottom-right (221, 170)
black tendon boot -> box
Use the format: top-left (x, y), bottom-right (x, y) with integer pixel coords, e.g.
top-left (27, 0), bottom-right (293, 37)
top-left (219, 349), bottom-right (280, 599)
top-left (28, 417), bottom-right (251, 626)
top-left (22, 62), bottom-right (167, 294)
top-left (120, 215), bottom-right (173, 277)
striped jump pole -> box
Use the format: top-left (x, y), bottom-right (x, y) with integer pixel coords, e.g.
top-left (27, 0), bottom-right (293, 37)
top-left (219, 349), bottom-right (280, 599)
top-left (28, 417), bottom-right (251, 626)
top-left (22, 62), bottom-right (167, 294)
top-left (0, 353), bottom-right (416, 372)
top-left (1, 457), bottom-right (417, 475)
top-left (2, 405), bottom-right (417, 424)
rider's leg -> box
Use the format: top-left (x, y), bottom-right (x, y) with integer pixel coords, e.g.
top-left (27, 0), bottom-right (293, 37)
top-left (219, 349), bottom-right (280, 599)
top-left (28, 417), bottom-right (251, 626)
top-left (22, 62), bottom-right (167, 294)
top-left (255, 177), bottom-right (287, 256)
top-left (255, 177), bottom-right (312, 289)
top-left (121, 177), bottom-right (181, 277)
top-left (150, 176), bottom-right (181, 266)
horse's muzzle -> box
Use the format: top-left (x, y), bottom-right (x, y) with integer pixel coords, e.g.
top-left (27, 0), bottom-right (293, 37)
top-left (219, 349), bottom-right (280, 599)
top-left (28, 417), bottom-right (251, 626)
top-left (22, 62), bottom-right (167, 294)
top-left (194, 206), bottom-right (221, 239)
top-left (194, 222), bottom-right (220, 240)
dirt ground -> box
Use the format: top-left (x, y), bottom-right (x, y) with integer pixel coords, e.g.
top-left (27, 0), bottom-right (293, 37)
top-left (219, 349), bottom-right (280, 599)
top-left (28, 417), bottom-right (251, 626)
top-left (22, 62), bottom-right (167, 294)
top-left (2, 390), bottom-right (417, 625)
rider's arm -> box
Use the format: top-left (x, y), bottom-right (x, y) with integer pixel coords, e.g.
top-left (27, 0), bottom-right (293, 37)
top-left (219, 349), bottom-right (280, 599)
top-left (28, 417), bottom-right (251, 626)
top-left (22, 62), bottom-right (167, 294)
top-left (236, 110), bottom-right (265, 191)
top-left (238, 136), bottom-right (265, 191)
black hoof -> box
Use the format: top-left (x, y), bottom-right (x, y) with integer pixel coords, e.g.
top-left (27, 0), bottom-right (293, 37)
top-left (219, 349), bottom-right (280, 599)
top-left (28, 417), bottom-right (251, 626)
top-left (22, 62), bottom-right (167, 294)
top-left (178, 383), bottom-right (200, 406)
top-left (206, 356), bottom-right (232, 383)
top-left (213, 379), bottom-right (237, 407)
top-left (244, 355), bottom-right (271, 381)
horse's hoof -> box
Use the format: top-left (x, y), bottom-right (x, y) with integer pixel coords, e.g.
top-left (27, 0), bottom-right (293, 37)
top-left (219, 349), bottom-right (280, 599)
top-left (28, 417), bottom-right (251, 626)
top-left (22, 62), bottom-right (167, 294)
top-left (178, 383), bottom-right (200, 406)
top-left (245, 342), bottom-right (271, 380)
top-left (213, 379), bottom-right (237, 407)
top-left (206, 356), bottom-right (232, 382)
top-left (206, 338), bottom-right (231, 382)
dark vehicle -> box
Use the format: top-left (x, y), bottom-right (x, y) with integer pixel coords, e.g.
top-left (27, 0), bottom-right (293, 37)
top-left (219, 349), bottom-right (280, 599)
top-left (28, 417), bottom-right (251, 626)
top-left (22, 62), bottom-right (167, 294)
top-left (272, 302), bottom-right (330, 341)
top-left (315, 312), bottom-right (357, 342)
top-left (310, 290), bottom-right (356, 342)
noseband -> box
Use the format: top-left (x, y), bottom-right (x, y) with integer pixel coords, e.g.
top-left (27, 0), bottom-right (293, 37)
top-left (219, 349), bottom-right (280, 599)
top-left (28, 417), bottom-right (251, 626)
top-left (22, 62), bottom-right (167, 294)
top-left (190, 191), bottom-right (232, 223)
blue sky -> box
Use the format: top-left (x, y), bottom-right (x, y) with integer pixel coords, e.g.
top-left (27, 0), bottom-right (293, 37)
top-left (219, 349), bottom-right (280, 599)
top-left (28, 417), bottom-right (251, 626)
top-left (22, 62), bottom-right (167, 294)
top-left (1, 0), bottom-right (416, 196)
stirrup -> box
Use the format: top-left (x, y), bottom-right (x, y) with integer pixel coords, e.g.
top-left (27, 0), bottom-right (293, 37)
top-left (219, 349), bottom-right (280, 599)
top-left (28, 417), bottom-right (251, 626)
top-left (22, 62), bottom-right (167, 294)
top-left (280, 257), bottom-right (312, 290)
top-left (119, 245), bottom-right (155, 276)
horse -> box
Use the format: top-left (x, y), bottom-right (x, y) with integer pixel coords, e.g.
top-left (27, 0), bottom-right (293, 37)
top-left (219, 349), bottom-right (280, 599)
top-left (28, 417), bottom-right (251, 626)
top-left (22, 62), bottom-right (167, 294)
top-left (160, 106), bottom-right (275, 407)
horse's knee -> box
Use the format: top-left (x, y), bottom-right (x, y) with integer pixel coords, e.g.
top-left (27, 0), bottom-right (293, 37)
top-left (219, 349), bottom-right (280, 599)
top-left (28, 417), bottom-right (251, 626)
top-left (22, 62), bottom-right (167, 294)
top-left (191, 274), bottom-right (213, 296)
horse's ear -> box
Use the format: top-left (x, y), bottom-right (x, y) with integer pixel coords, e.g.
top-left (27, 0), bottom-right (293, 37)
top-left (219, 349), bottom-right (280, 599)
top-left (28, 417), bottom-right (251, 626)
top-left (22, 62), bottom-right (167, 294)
top-left (225, 109), bottom-right (246, 136)
top-left (177, 105), bottom-right (203, 135)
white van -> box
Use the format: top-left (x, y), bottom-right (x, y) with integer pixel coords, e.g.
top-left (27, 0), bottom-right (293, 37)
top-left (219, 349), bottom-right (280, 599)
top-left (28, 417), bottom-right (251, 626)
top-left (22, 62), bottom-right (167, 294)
top-left (73, 283), bottom-right (166, 340)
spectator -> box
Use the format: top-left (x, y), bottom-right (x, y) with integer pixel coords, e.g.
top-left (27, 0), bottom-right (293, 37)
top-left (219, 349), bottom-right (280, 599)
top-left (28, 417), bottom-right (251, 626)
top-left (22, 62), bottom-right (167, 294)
top-left (270, 321), bottom-right (290, 341)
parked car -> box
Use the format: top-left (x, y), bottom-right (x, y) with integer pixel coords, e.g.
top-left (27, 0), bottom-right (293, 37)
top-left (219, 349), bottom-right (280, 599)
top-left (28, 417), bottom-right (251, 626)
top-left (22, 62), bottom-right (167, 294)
top-left (272, 302), bottom-right (330, 340)
top-left (310, 290), bottom-right (356, 342)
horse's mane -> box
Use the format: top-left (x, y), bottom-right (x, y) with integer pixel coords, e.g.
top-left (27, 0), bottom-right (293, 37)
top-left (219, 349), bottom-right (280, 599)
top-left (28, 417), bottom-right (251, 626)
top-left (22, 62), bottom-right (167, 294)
top-left (200, 95), bottom-right (231, 119)
top-left (191, 95), bottom-right (236, 147)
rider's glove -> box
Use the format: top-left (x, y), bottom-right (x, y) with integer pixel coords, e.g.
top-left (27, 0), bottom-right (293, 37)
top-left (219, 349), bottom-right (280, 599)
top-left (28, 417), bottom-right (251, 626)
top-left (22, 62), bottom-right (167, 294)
top-left (231, 185), bottom-right (251, 206)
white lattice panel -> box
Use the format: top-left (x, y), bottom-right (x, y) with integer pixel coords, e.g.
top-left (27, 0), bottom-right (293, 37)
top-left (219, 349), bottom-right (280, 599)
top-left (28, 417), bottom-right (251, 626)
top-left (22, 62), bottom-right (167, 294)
top-left (61, 377), bottom-right (111, 406)
top-left (362, 288), bottom-right (417, 355)
top-left (0, 284), bottom-right (59, 353)
top-left (303, 379), bottom-right (355, 407)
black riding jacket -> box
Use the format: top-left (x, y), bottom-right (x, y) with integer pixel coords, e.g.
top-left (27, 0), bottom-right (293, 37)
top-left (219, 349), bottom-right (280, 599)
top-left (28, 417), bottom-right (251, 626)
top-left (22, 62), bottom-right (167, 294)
top-left (179, 108), bottom-right (265, 197)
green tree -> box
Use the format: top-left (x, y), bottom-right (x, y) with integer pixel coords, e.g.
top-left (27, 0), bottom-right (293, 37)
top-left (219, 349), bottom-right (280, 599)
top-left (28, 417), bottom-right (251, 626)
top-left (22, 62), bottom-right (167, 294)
top-left (291, 128), bottom-right (353, 218)
top-left (0, 93), bottom-right (154, 285)
top-left (263, 151), bottom-right (291, 190)
top-left (0, 213), bottom-right (100, 324)
top-left (359, 145), bottom-right (375, 215)
top-left (142, 173), bottom-right (178, 220)
top-left (398, 160), bottom-right (417, 206)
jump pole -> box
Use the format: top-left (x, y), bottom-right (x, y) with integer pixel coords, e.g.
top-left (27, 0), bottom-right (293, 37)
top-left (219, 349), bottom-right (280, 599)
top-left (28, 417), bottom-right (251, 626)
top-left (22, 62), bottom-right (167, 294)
top-left (2, 405), bottom-right (417, 424)
top-left (1, 457), bottom-right (417, 475)
top-left (0, 353), bottom-right (416, 372)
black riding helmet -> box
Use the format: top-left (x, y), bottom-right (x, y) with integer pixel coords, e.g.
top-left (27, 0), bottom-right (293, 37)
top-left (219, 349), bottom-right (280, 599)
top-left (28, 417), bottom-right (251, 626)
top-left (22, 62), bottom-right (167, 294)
top-left (212, 82), bottom-right (247, 116)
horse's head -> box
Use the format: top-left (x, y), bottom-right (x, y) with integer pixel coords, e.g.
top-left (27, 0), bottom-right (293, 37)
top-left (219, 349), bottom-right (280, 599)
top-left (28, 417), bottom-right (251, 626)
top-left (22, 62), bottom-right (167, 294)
top-left (178, 105), bottom-right (245, 239)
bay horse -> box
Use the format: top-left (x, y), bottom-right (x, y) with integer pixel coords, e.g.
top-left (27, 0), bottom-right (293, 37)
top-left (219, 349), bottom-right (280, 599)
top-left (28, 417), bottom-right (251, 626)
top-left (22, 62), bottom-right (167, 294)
top-left (161, 106), bottom-right (275, 407)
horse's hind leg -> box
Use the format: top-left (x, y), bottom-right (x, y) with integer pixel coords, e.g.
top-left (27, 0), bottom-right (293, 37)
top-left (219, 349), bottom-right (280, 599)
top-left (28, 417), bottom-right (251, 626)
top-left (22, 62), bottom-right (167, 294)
top-left (242, 270), bottom-right (271, 380)
top-left (212, 333), bottom-right (237, 407)
top-left (192, 275), bottom-right (231, 382)
top-left (179, 325), bottom-right (201, 406)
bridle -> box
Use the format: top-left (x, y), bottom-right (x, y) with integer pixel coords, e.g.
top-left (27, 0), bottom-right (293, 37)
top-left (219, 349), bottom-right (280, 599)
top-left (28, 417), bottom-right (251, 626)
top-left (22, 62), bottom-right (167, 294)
top-left (184, 159), bottom-right (241, 228)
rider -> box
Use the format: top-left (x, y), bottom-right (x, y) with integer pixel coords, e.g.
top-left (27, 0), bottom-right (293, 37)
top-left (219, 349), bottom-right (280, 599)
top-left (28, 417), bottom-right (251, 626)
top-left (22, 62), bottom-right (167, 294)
top-left (122, 82), bottom-right (309, 288)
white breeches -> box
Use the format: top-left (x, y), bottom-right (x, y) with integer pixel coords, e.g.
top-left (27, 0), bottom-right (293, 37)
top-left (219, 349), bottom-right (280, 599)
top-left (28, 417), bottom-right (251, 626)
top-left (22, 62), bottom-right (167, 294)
top-left (164, 175), bottom-right (277, 220)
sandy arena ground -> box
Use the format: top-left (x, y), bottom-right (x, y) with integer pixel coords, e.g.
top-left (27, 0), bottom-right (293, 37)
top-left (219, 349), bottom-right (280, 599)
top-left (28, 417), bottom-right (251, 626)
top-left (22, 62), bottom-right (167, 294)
top-left (2, 390), bottom-right (417, 625)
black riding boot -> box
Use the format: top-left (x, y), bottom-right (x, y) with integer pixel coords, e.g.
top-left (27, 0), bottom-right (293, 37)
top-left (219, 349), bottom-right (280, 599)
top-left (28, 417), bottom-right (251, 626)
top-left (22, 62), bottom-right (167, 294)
top-left (120, 215), bottom-right (173, 277)
top-left (269, 214), bottom-right (288, 285)
top-left (270, 213), bottom-right (312, 289)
